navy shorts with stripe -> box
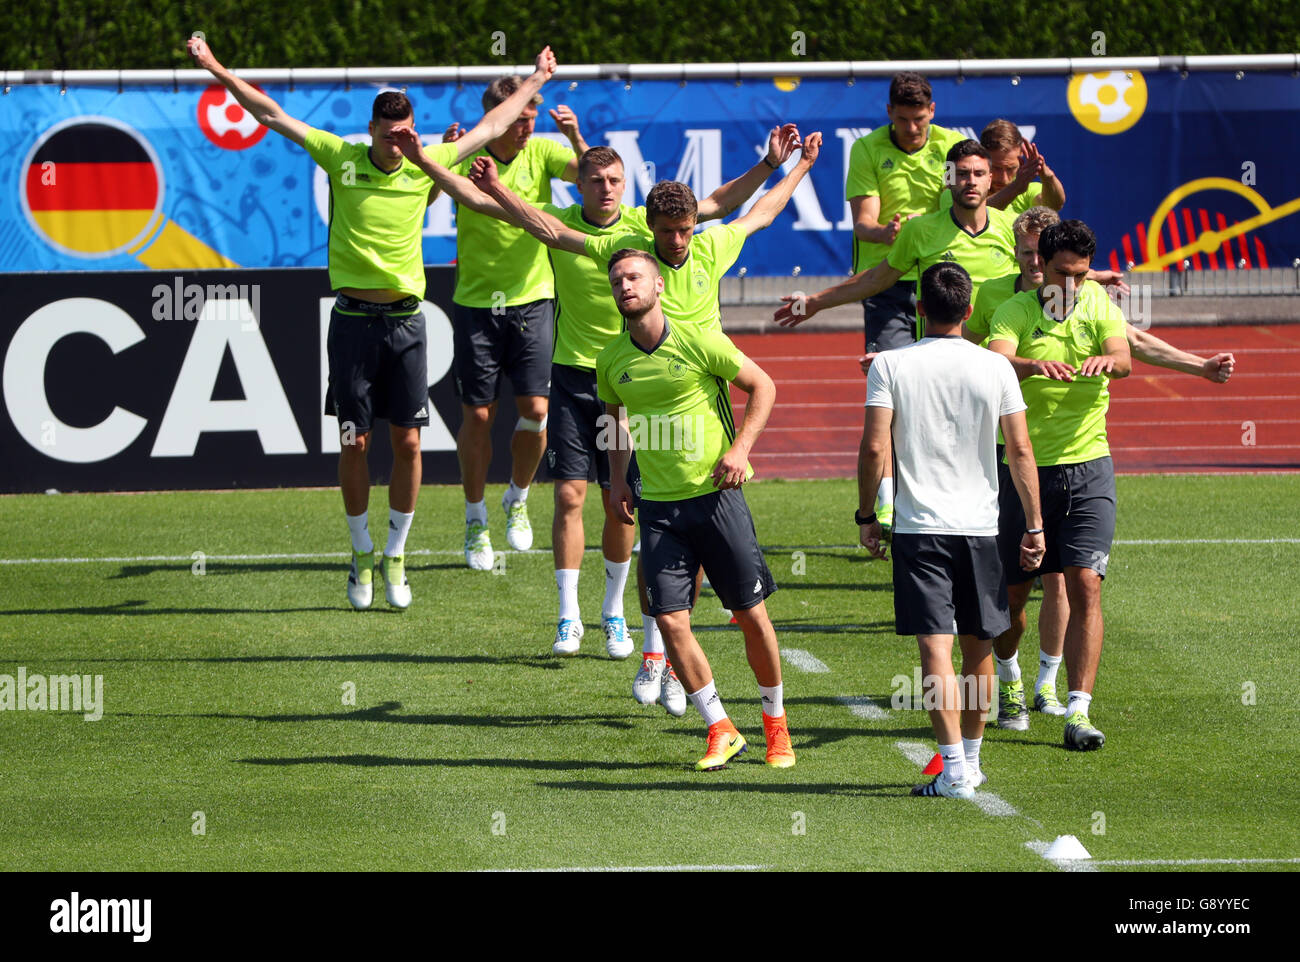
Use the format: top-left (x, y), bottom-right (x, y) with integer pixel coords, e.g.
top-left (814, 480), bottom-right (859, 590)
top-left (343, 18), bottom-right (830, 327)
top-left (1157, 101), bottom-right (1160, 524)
top-left (452, 300), bottom-right (553, 406)
top-left (325, 294), bottom-right (430, 433)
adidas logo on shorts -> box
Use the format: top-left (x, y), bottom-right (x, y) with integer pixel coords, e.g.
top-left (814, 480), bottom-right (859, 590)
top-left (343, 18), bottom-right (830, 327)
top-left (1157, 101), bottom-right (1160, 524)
top-left (414, 405), bottom-right (428, 418)
top-left (753, 578), bottom-right (762, 593)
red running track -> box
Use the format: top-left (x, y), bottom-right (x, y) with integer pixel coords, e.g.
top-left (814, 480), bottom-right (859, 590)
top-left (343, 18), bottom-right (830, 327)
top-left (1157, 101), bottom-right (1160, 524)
top-left (731, 325), bottom-right (1300, 479)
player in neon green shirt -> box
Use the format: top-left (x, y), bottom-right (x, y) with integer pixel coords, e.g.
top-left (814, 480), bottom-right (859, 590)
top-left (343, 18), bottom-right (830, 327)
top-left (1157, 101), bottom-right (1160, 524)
top-left (188, 34), bottom-right (557, 611)
top-left (987, 219), bottom-right (1131, 752)
top-left (439, 76), bottom-right (590, 571)
top-left (597, 248), bottom-right (795, 771)
top-left (939, 119), bottom-right (1066, 216)
top-left (963, 206), bottom-right (1236, 730)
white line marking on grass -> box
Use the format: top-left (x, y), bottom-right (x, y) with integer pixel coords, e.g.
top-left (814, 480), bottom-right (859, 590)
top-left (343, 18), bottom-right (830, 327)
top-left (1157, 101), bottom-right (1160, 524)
top-left (1024, 840), bottom-right (1100, 872)
top-left (781, 648), bottom-right (830, 673)
top-left (479, 864), bottom-right (769, 873)
top-left (1089, 857), bottom-right (1300, 867)
top-left (11, 537), bottom-right (1299, 567)
top-left (835, 695), bottom-right (890, 721)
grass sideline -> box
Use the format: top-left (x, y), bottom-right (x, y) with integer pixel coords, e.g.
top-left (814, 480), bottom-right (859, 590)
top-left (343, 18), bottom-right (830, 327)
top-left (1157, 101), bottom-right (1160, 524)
top-left (0, 475), bottom-right (1297, 871)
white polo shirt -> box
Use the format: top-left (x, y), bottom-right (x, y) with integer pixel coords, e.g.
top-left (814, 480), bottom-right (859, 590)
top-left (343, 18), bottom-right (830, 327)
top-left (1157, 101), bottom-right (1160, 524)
top-left (865, 336), bottom-right (1026, 536)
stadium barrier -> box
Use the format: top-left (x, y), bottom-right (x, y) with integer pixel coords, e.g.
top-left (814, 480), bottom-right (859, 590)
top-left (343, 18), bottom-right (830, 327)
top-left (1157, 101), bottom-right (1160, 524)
top-left (0, 266), bottom-right (526, 494)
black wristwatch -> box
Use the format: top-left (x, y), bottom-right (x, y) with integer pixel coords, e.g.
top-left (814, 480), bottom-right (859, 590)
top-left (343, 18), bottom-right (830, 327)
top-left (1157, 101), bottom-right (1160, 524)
top-left (855, 509), bottom-right (877, 526)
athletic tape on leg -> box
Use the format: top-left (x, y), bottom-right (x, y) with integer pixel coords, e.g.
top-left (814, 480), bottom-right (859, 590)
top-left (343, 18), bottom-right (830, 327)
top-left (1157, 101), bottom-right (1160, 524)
top-left (516, 415), bottom-right (548, 433)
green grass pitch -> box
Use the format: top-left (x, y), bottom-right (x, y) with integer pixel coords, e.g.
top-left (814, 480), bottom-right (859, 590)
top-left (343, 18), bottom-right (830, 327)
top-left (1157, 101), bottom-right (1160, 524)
top-left (0, 475), bottom-right (1297, 871)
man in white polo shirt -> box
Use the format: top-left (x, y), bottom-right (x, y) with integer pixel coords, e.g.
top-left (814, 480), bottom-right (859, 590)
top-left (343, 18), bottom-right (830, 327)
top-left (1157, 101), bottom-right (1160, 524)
top-left (858, 262), bottom-right (1045, 798)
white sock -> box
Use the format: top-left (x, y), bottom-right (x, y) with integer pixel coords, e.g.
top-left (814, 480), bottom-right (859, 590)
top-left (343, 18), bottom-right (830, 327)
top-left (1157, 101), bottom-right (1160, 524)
top-left (1067, 690), bottom-right (1092, 717)
top-left (602, 558), bottom-right (631, 619)
top-left (688, 681), bottom-right (728, 727)
top-left (758, 683), bottom-right (784, 718)
top-left (642, 614), bottom-right (664, 655)
top-left (556, 569), bottom-right (580, 622)
top-left (996, 654), bottom-right (1021, 683)
top-left (939, 742), bottom-right (966, 784)
top-left (465, 500), bottom-right (488, 525)
top-left (506, 481), bottom-right (529, 505)
top-left (962, 736), bottom-right (983, 778)
top-left (876, 477), bottom-right (894, 508)
top-left (385, 508), bottom-right (413, 557)
top-left (346, 512), bottom-right (373, 553)
top-left (1037, 651), bottom-right (1063, 692)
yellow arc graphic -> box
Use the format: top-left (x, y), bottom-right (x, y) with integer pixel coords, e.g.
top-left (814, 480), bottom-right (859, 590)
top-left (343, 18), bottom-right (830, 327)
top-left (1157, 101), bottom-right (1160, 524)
top-left (1134, 177), bottom-right (1300, 273)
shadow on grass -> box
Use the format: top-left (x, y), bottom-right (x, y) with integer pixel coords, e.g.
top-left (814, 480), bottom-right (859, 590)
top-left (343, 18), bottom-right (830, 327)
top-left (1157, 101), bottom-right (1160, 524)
top-left (80, 652), bottom-right (564, 670)
top-left (117, 701), bottom-right (638, 730)
top-left (0, 599), bottom-right (347, 616)
top-left (534, 779), bottom-right (911, 798)
top-left (107, 561), bottom-right (467, 579)
top-left (238, 754), bottom-right (678, 771)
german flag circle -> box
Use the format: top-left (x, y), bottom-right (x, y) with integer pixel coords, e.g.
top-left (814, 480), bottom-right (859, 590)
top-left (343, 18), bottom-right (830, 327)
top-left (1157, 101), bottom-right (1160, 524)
top-left (21, 116), bottom-right (164, 259)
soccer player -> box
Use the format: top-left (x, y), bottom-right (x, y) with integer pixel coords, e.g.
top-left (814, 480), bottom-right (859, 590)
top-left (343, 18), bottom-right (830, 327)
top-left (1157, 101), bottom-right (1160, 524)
top-left (987, 220), bottom-right (1131, 751)
top-left (186, 36), bottom-right (557, 610)
top-left (859, 262), bottom-right (1044, 798)
top-left (843, 71), bottom-right (964, 533)
top-left (596, 248), bottom-right (793, 771)
top-left (938, 120), bottom-right (1065, 214)
top-left (964, 207), bottom-right (1236, 727)
top-left (449, 76), bottom-right (587, 572)
top-left (393, 128), bottom-right (802, 694)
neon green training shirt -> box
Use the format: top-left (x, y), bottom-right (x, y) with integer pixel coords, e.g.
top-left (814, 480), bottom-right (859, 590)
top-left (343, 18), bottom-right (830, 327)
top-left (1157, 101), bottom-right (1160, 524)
top-left (596, 320), bottom-right (751, 502)
top-left (304, 130), bottom-right (455, 298)
top-left (845, 123), bottom-right (966, 278)
top-left (966, 271), bottom-right (1022, 346)
top-left (584, 223), bottom-right (745, 334)
top-left (452, 137), bottom-right (575, 307)
top-left (545, 203), bottom-right (651, 369)
top-left (988, 280), bottom-right (1128, 466)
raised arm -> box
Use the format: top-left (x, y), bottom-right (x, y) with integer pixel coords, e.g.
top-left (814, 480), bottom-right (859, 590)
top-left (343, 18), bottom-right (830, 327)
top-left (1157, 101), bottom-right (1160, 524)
top-left (449, 46), bottom-right (557, 163)
top-left (470, 156), bottom-right (589, 255)
top-left (1127, 325), bottom-right (1235, 382)
top-left (712, 358), bottom-right (776, 490)
top-left (548, 105), bottom-right (589, 181)
top-left (774, 258), bottom-right (903, 328)
top-left (697, 124), bottom-right (801, 221)
top-left (389, 127), bottom-right (519, 220)
top-left (731, 132), bottom-right (822, 237)
top-left (187, 36), bottom-right (310, 147)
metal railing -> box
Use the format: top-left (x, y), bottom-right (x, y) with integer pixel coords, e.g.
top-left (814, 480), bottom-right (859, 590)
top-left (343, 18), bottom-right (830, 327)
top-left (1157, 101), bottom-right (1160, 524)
top-left (4, 54), bottom-right (1299, 88)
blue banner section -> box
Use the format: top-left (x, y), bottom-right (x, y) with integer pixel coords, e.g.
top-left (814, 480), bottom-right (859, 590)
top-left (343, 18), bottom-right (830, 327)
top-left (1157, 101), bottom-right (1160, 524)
top-left (3, 71), bottom-right (1299, 277)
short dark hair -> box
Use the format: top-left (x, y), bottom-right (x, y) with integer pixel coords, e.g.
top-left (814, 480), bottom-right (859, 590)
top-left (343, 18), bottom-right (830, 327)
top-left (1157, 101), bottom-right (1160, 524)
top-left (372, 91), bottom-right (413, 122)
top-left (645, 181), bottom-right (697, 225)
top-left (1039, 220), bottom-right (1097, 264)
top-left (919, 263), bottom-right (972, 326)
top-left (889, 72), bottom-right (932, 107)
top-left (608, 248), bottom-right (660, 275)
top-left (946, 139), bottom-right (990, 166)
top-left (980, 119), bottom-right (1024, 153)
top-left (482, 75), bottom-right (543, 112)
top-left (578, 146), bottom-right (623, 181)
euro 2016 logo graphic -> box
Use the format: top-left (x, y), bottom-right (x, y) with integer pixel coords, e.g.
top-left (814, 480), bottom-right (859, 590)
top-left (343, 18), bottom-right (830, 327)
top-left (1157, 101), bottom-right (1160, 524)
top-left (197, 85), bottom-right (270, 150)
top-left (1067, 70), bottom-right (1148, 135)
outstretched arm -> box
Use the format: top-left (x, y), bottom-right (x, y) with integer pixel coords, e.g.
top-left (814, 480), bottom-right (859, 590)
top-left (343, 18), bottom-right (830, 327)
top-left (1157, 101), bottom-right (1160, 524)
top-left (1127, 325), bottom-right (1234, 381)
top-left (187, 36), bottom-right (310, 147)
top-left (774, 258), bottom-right (903, 328)
top-left (470, 156), bottom-right (589, 255)
top-left (390, 127), bottom-right (517, 220)
top-left (697, 124), bottom-right (802, 222)
top-left (730, 132), bottom-right (822, 237)
top-left (449, 46), bottom-right (557, 164)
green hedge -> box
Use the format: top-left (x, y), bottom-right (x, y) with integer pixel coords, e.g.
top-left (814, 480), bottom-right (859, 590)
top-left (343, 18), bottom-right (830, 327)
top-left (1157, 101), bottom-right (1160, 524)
top-left (6, 0), bottom-right (1298, 70)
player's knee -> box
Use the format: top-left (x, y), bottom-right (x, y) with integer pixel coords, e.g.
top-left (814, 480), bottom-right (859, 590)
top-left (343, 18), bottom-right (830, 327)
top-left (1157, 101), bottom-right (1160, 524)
top-left (515, 413), bottom-right (548, 434)
top-left (554, 481), bottom-right (585, 514)
top-left (340, 430), bottom-right (371, 455)
top-left (462, 405), bottom-right (493, 429)
top-left (391, 430), bottom-right (421, 461)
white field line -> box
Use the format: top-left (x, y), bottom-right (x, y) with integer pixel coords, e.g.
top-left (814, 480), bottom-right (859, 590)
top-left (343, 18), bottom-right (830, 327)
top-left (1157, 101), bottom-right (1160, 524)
top-left (479, 864), bottom-right (768, 873)
top-left (1024, 840), bottom-right (1101, 873)
top-left (1089, 857), bottom-right (1300, 867)
top-left (781, 648), bottom-right (830, 673)
top-left (835, 695), bottom-right (890, 721)
top-left (894, 740), bottom-right (1018, 820)
top-left (747, 349), bottom-right (1300, 362)
top-left (7, 537), bottom-right (1300, 567)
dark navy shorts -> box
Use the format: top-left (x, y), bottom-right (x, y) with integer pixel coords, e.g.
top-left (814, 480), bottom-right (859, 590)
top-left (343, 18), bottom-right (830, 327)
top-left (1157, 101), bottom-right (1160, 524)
top-left (891, 533), bottom-right (1010, 640)
top-left (325, 294), bottom-right (430, 434)
top-left (452, 299), bottom-right (553, 406)
top-left (863, 280), bottom-right (918, 353)
top-left (639, 488), bottom-right (776, 615)
top-left (998, 456), bottom-right (1117, 586)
